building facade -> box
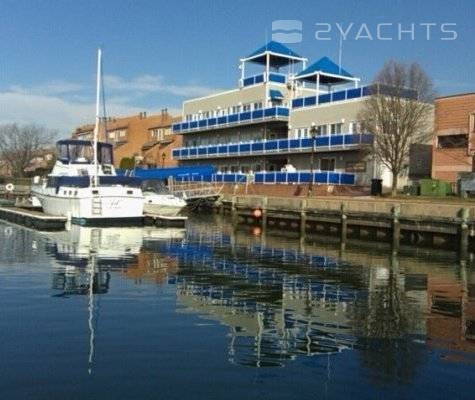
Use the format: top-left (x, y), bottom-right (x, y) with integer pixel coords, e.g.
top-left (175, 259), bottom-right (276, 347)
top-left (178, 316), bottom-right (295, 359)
top-left (171, 41), bottom-right (407, 188)
top-left (73, 109), bottom-right (182, 169)
top-left (432, 93), bottom-right (475, 183)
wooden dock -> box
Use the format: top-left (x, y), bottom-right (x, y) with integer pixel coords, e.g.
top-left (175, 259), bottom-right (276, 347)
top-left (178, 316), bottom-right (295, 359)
top-left (0, 206), bottom-right (67, 231)
top-left (218, 195), bottom-right (475, 258)
top-left (0, 206), bottom-right (187, 230)
top-left (144, 214), bottom-right (188, 228)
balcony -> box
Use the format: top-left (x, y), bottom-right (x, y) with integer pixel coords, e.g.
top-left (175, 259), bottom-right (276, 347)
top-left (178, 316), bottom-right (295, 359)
top-left (172, 133), bottom-right (373, 160)
top-left (242, 72), bottom-right (287, 87)
top-left (292, 86), bottom-right (371, 109)
top-left (292, 84), bottom-right (418, 109)
top-left (172, 106), bottom-right (289, 134)
top-left (174, 171), bottom-right (356, 185)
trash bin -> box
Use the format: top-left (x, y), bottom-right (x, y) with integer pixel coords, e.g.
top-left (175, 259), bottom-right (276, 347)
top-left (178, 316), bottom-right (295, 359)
top-left (371, 179), bottom-right (383, 196)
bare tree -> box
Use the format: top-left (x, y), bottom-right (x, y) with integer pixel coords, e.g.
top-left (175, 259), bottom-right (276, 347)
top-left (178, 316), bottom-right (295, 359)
top-left (359, 61), bottom-right (434, 196)
top-left (0, 123), bottom-right (56, 177)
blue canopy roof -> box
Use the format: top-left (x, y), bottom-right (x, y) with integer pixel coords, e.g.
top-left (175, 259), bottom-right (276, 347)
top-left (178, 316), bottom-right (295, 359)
top-left (244, 41), bottom-right (304, 67)
top-left (117, 165), bottom-right (216, 180)
top-left (247, 41), bottom-right (302, 59)
top-left (296, 57), bottom-right (354, 84)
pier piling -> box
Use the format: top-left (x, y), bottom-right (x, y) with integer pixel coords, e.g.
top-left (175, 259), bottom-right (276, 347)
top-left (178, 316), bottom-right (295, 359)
top-left (392, 204), bottom-right (401, 253)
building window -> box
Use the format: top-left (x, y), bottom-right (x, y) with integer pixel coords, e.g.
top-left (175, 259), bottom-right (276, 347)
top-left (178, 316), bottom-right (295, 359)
top-left (243, 104), bottom-right (251, 112)
top-left (232, 105), bottom-right (240, 114)
top-left (315, 125), bottom-right (327, 136)
top-left (330, 123), bottom-right (343, 135)
top-left (349, 121), bottom-right (358, 134)
top-left (107, 129), bottom-right (127, 142)
top-left (254, 102), bottom-right (263, 110)
top-left (150, 128), bottom-right (164, 141)
top-left (437, 134), bottom-right (468, 149)
top-left (320, 158), bottom-right (335, 171)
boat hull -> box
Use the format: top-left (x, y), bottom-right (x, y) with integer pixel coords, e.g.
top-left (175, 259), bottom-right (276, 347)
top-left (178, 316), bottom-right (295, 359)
top-left (143, 193), bottom-right (186, 217)
top-left (32, 185), bottom-right (144, 221)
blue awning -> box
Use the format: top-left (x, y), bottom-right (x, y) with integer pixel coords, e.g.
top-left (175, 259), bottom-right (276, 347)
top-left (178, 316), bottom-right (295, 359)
top-left (269, 89), bottom-right (284, 100)
top-left (243, 41), bottom-right (305, 67)
top-left (296, 57), bottom-right (354, 84)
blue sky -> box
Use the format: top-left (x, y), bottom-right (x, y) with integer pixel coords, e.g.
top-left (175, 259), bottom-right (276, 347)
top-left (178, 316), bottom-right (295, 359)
top-left (0, 0), bottom-right (473, 132)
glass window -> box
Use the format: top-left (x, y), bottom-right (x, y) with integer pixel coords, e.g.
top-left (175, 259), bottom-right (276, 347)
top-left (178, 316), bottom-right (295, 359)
top-left (320, 158), bottom-right (335, 171)
top-left (330, 123), bottom-right (343, 135)
top-left (437, 134), bottom-right (468, 149)
top-left (316, 125), bottom-right (327, 136)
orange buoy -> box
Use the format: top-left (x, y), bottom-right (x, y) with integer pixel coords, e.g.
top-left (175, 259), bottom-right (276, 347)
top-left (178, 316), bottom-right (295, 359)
top-left (252, 208), bottom-right (262, 218)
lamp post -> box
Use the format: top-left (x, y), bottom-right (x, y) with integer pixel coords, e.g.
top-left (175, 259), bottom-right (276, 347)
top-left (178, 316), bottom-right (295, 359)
top-left (161, 152), bottom-right (166, 168)
top-left (307, 125), bottom-right (317, 197)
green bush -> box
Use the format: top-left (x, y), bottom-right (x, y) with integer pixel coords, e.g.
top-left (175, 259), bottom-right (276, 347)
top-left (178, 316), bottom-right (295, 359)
top-left (119, 157), bottom-right (135, 170)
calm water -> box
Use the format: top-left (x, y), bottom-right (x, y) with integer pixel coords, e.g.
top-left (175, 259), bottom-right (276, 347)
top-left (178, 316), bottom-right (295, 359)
top-left (1, 215), bottom-right (474, 399)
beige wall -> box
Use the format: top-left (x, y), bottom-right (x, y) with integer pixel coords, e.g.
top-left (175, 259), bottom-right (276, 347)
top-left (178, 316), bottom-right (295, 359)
top-left (289, 99), bottom-right (365, 136)
top-left (183, 82), bottom-right (291, 115)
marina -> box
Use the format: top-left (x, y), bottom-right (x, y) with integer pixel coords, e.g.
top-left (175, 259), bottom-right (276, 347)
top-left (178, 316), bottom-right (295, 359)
top-left (1, 1), bottom-right (474, 398)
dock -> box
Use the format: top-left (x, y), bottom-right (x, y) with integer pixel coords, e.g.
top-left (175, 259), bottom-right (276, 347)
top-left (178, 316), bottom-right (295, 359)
top-left (144, 214), bottom-right (188, 228)
top-left (0, 206), bottom-right (187, 230)
top-left (0, 206), bottom-right (67, 231)
top-left (218, 195), bottom-right (475, 258)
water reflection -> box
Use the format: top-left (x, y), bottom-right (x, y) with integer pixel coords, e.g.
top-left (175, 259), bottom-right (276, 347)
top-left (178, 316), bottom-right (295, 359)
top-left (44, 225), bottom-right (186, 374)
top-left (34, 215), bottom-right (475, 382)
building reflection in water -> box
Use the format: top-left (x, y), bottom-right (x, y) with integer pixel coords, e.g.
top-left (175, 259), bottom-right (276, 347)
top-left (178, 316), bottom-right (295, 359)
top-left (43, 217), bottom-right (475, 381)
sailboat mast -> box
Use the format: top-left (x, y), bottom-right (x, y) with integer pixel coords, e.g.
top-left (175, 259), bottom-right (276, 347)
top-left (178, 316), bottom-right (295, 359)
top-left (92, 48), bottom-right (102, 187)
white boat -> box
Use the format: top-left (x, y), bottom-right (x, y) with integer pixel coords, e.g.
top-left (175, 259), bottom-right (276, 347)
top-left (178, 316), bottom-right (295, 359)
top-left (143, 184), bottom-right (187, 217)
top-left (31, 49), bottom-right (144, 224)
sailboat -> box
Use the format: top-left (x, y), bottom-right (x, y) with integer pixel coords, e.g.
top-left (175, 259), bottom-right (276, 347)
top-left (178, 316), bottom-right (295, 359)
top-left (31, 49), bottom-right (144, 224)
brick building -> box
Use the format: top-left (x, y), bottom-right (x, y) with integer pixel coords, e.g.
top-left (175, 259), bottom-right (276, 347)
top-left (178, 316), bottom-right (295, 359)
top-left (73, 109), bottom-right (182, 169)
top-left (432, 93), bottom-right (475, 183)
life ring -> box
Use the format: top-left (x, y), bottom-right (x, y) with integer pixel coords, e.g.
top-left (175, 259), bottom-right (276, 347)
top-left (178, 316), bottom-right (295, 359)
top-left (5, 183), bottom-right (14, 192)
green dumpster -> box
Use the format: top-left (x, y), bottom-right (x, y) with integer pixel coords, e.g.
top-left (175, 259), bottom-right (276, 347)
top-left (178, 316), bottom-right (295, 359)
top-left (419, 179), bottom-right (452, 197)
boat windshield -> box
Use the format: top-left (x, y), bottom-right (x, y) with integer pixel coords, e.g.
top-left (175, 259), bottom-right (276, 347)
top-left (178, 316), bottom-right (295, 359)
top-left (57, 140), bottom-right (113, 165)
top-left (142, 180), bottom-right (171, 194)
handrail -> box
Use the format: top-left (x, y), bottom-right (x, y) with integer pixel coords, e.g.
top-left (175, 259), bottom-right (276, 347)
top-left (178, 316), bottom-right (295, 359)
top-left (172, 106), bottom-right (289, 133)
top-left (172, 133), bottom-right (373, 160)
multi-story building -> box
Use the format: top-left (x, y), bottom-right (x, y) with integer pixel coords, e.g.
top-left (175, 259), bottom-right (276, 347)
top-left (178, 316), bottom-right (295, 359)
top-left (432, 92), bottom-right (475, 183)
top-left (171, 41), bottom-right (391, 188)
top-left (73, 109), bottom-right (182, 169)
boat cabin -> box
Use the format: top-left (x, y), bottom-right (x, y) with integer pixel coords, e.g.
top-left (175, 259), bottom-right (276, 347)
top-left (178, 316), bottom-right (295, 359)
top-left (57, 140), bottom-right (113, 166)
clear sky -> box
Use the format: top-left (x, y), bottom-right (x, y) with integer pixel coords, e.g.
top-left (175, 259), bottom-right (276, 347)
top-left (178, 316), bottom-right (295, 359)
top-left (0, 0), bottom-right (473, 133)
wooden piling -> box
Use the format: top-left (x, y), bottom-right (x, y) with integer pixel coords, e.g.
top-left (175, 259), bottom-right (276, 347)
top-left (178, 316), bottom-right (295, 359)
top-left (460, 207), bottom-right (469, 261)
top-left (261, 196), bottom-right (268, 232)
top-left (300, 198), bottom-right (307, 238)
top-left (340, 203), bottom-right (347, 249)
top-left (392, 204), bottom-right (401, 252)
top-left (231, 195), bottom-right (237, 224)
